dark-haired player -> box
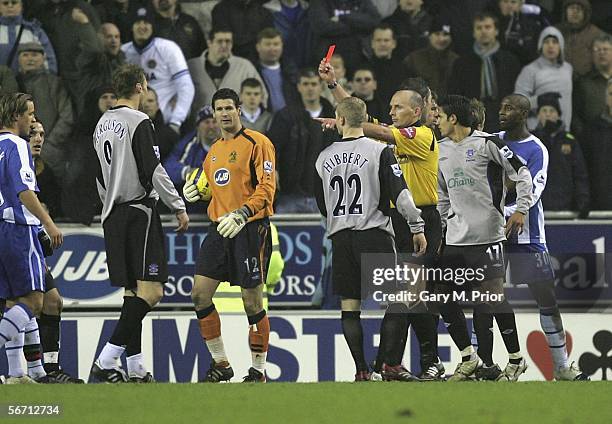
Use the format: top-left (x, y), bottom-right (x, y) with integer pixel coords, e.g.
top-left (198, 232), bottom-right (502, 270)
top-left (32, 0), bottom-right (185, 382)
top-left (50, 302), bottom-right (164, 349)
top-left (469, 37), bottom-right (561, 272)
top-left (183, 88), bottom-right (276, 383)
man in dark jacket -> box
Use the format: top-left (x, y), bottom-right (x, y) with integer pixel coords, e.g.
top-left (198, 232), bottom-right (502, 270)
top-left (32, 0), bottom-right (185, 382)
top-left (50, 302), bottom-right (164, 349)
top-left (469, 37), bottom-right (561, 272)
top-left (582, 79), bottom-right (612, 210)
top-left (75, 22), bottom-right (125, 115)
top-left (17, 41), bottom-right (74, 180)
top-left (448, 12), bottom-right (520, 132)
top-left (267, 68), bottom-right (336, 212)
top-left (383, 0), bottom-right (432, 58)
top-left (152, 0), bottom-right (205, 60)
top-left (534, 92), bottom-right (589, 216)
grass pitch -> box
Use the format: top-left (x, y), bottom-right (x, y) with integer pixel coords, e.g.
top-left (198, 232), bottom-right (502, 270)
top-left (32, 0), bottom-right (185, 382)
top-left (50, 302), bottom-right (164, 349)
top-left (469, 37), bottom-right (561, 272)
top-left (1, 382), bottom-right (610, 424)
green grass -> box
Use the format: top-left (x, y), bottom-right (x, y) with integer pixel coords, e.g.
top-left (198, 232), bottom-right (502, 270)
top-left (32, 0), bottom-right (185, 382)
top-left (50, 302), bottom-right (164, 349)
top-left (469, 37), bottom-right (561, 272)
top-left (1, 382), bottom-right (611, 424)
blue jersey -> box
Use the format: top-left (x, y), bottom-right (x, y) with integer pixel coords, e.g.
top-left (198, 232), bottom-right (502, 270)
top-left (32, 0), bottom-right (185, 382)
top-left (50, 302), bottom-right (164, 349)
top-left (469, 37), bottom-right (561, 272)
top-left (498, 131), bottom-right (548, 246)
top-left (0, 132), bottom-right (40, 226)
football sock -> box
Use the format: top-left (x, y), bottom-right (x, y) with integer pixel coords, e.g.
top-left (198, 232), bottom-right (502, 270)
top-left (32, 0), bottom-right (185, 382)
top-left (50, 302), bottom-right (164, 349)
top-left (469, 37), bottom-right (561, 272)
top-left (126, 321), bottom-right (142, 357)
top-left (439, 301), bottom-right (471, 353)
top-left (38, 313), bottom-right (61, 373)
top-left (539, 305), bottom-right (568, 370)
top-left (473, 304), bottom-right (495, 367)
top-left (378, 303), bottom-right (409, 366)
top-left (410, 312), bottom-right (438, 371)
top-left (108, 296), bottom-right (151, 347)
top-left (5, 331), bottom-right (25, 377)
top-left (98, 343), bottom-right (125, 369)
top-left (494, 300), bottom-right (521, 358)
top-left (0, 303), bottom-right (32, 348)
top-left (24, 318), bottom-right (46, 378)
top-left (248, 310), bottom-right (270, 373)
top-left (341, 311), bottom-right (368, 373)
top-left (196, 304), bottom-right (228, 365)
top-left (127, 353), bottom-right (147, 378)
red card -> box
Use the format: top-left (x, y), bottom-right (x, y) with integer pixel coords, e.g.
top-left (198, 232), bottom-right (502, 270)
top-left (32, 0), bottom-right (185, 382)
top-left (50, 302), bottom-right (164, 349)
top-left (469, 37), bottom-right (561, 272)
top-left (324, 44), bottom-right (336, 63)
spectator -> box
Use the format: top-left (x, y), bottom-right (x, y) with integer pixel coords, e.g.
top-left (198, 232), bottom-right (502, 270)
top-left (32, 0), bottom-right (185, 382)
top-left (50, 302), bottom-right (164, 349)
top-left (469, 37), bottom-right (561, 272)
top-left (350, 66), bottom-right (389, 123)
top-left (372, 0), bottom-right (398, 19)
top-left (163, 104), bottom-right (219, 189)
top-left (0, 65), bottom-right (18, 93)
top-left (404, 17), bottom-right (458, 96)
top-left (211, 0), bottom-right (274, 64)
top-left (320, 53), bottom-right (350, 106)
top-left (0, 0), bottom-right (57, 74)
top-left (62, 86), bottom-right (117, 224)
top-left (17, 41), bottom-right (74, 180)
top-left (582, 79), bottom-right (612, 210)
top-left (28, 120), bottom-right (62, 218)
top-left (37, 0), bottom-right (100, 100)
top-left (255, 27), bottom-right (298, 113)
top-left (308, 0), bottom-right (380, 72)
top-left (188, 28), bottom-right (267, 113)
top-left (152, 0), bottom-right (206, 60)
top-left (75, 22), bottom-right (125, 115)
top-left (488, 0), bottom-right (549, 66)
top-left (95, 0), bottom-right (145, 43)
top-left (533, 92), bottom-right (589, 216)
top-left (514, 27), bottom-right (573, 130)
top-left (122, 7), bottom-right (195, 130)
top-left (240, 78), bottom-right (273, 133)
top-left (572, 34), bottom-right (612, 136)
top-left (141, 87), bottom-right (180, 161)
top-left (383, 0), bottom-right (432, 59)
top-left (180, 0), bottom-right (219, 35)
top-left (556, 0), bottom-right (606, 76)
top-left (362, 23), bottom-right (405, 107)
top-left (267, 68), bottom-right (335, 213)
top-left (448, 12), bottom-right (521, 131)
top-left (263, 0), bottom-right (311, 68)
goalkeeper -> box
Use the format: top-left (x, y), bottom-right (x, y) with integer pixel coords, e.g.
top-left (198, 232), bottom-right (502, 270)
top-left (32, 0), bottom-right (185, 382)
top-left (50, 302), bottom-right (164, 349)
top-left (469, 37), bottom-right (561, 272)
top-left (182, 88), bottom-right (276, 383)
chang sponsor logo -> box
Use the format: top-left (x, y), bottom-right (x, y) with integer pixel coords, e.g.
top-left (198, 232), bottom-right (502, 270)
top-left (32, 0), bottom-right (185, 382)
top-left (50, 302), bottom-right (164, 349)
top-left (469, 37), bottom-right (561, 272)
top-left (448, 168), bottom-right (475, 189)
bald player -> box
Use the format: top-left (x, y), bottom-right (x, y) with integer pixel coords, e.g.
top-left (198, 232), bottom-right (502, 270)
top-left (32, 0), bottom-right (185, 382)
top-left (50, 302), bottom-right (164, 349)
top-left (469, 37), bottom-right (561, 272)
top-left (476, 94), bottom-right (588, 381)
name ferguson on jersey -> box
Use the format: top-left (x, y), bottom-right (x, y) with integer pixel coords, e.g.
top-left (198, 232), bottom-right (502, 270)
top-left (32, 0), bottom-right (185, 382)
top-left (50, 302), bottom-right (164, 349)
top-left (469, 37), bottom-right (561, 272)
top-left (95, 119), bottom-right (127, 142)
top-left (322, 151), bottom-right (370, 174)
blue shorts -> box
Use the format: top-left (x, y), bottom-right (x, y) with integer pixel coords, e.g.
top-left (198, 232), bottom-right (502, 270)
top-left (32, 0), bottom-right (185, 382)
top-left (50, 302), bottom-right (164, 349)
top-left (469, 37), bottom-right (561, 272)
top-left (0, 221), bottom-right (46, 299)
top-left (505, 243), bottom-right (555, 285)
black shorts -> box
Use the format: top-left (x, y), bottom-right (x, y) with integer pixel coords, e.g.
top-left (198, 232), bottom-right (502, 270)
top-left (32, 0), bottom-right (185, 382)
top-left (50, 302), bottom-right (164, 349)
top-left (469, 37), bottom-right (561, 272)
top-left (196, 218), bottom-right (272, 289)
top-left (44, 270), bottom-right (56, 293)
top-left (103, 200), bottom-right (168, 289)
top-left (439, 241), bottom-right (506, 286)
top-left (331, 228), bottom-right (396, 300)
top-left (391, 205), bottom-right (442, 265)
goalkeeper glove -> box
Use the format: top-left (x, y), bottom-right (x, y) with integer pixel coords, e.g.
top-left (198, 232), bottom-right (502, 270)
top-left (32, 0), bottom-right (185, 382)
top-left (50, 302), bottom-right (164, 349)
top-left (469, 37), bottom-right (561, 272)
top-left (182, 180), bottom-right (201, 203)
top-left (217, 206), bottom-right (251, 238)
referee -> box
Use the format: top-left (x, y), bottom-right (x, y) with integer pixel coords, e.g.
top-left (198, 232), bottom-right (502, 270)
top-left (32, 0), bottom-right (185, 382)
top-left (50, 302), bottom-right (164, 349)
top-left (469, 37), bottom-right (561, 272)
top-left (319, 61), bottom-right (443, 381)
top-left (91, 64), bottom-right (189, 383)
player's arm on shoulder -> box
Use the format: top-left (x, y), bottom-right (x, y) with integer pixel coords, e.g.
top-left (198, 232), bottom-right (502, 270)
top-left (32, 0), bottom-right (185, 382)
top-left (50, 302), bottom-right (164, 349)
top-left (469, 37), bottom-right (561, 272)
top-left (379, 147), bottom-right (423, 234)
top-left (362, 122), bottom-right (395, 143)
top-left (485, 136), bottom-right (533, 213)
top-left (244, 134), bottom-right (276, 216)
top-left (133, 119), bottom-right (187, 215)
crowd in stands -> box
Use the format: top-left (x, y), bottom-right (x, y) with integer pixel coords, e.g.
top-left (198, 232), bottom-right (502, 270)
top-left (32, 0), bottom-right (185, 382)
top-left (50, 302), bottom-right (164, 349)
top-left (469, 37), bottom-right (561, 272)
top-left (1, 0), bottom-right (610, 222)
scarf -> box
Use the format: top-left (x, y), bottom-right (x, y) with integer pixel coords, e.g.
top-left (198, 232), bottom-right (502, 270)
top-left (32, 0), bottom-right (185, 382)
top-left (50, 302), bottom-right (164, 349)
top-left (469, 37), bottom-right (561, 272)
top-left (473, 41), bottom-right (500, 100)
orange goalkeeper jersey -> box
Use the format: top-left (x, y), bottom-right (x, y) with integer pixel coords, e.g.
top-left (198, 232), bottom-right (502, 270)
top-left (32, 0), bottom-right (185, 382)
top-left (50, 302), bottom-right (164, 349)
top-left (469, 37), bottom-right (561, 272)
top-left (203, 127), bottom-right (276, 222)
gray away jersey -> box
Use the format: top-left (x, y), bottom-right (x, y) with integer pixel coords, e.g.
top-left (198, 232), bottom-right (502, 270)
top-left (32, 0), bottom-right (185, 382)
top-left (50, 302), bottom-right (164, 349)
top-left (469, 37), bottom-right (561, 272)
top-left (315, 136), bottom-right (424, 237)
top-left (437, 130), bottom-right (533, 246)
top-left (94, 106), bottom-right (185, 223)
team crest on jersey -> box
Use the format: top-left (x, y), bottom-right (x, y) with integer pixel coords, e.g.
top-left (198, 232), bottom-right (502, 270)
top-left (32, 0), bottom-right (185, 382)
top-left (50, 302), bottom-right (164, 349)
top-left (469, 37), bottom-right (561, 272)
top-left (21, 169), bottom-right (34, 183)
top-left (390, 163), bottom-right (402, 177)
top-left (264, 160), bottom-right (273, 174)
top-left (148, 264), bottom-right (159, 276)
top-left (466, 148), bottom-right (475, 162)
top-left (500, 145), bottom-right (514, 159)
top-left (153, 145), bottom-right (160, 160)
top-left (214, 168), bottom-right (230, 186)
top-left (229, 150), bottom-right (237, 163)
top-left (147, 59), bottom-right (157, 69)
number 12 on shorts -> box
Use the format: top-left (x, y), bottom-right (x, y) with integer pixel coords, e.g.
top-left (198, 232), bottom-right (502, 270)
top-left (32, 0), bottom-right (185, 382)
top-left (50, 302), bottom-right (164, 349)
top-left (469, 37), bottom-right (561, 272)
top-left (244, 257), bottom-right (259, 274)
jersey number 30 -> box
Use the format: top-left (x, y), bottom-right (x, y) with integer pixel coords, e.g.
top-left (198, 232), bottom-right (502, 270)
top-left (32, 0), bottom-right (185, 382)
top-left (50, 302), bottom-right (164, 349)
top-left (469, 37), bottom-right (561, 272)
top-left (330, 174), bottom-right (363, 217)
